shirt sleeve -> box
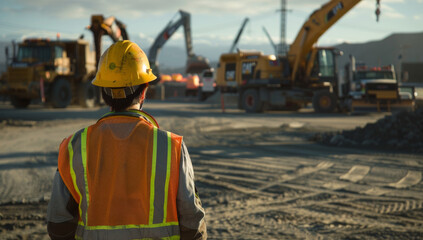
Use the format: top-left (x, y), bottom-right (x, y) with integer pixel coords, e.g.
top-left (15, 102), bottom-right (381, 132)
top-left (177, 141), bottom-right (207, 239)
top-left (47, 171), bottom-right (76, 223)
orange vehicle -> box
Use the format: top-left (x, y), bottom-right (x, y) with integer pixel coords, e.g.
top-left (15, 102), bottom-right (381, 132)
top-left (186, 74), bottom-right (200, 96)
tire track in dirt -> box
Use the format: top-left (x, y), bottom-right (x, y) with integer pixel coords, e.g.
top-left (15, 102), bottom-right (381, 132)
top-left (193, 138), bottom-right (423, 237)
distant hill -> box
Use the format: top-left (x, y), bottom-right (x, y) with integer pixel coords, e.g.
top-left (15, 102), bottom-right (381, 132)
top-left (334, 31), bottom-right (423, 79)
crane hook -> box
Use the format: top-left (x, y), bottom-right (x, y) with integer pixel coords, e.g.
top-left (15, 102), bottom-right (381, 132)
top-left (375, 0), bottom-right (381, 22)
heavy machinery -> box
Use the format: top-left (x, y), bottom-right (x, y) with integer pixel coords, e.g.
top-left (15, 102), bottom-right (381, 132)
top-left (0, 15), bottom-right (128, 109)
top-left (229, 18), bottom-right (250, 53)
top-left (1, 38), bottom-right (97, 108)
top-left (196, 18), bottom-right (249, 101)
top-left (148, 10), bottom-right (210, 82)
top-left (216, 0), bottom-right (399, 113)
top-left (343, 56), bottom-right (415, 112)
top-left (88, 15), bottom-right (130, 71)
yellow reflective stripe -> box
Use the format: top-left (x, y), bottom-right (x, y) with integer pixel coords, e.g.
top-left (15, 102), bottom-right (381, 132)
top-left (81, 128), bottom-right (89, 225)
top-left (163, 132), bottom-right (172, 222)
top-left (127, 109), bottom-right (159, 128)
top-left (68, 134), bottom-right (83, 225)
top-left (138, 111), bottom-right (159, 128)
top-left (149, 127), bottom-right (158, 224)
top-left (76, 234), bottom-right (179, 240)
top-left (78, 221), bottom-right (179, 230)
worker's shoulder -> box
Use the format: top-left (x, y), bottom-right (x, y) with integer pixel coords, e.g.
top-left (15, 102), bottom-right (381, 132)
top-left (156, 127), bottom-right (183, 140)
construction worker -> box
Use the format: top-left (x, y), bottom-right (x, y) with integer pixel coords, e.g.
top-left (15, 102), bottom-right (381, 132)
top-left (46, 40), bottom-right (207, 240)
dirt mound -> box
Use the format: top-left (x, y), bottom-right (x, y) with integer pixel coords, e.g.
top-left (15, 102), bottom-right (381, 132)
top-left (313, 109), bottom-right (423, 153)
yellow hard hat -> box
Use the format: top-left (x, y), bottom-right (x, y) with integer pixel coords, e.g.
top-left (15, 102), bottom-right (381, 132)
top-left (92, 40), bottom-right (156, 88)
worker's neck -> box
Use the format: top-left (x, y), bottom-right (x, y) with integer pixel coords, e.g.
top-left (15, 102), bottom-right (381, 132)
top-left (126, 100), bottom-right (143, 111)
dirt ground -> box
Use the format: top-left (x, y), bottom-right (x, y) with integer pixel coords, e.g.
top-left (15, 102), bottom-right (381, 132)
top-left (0, 100), bottom-right (422, 240)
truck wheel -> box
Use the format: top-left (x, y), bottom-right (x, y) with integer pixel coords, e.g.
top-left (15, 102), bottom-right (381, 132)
top-left (10, 96), bottom-right (31, 109)
top-left (79, 81), bottom-right (96, 108)
top-left (241, 88), bottom-right (263, 113)
top-left (312, 90), bottom-right (337, 113)
top-left (51, 78), bottom-right (72, 108)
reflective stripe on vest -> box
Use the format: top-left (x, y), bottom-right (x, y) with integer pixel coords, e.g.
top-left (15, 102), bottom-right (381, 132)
top-left (68, 126), bottom-right (180, 239)
top-left (99, 110), bottom-right (159, 128)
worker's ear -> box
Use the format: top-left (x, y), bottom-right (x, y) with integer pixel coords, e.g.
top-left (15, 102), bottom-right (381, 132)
top-left (141, 86), bottom-right (148, 101)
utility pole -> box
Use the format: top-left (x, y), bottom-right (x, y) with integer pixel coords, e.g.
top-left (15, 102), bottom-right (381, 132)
top-left (278, 0), bottom-right (288, 56)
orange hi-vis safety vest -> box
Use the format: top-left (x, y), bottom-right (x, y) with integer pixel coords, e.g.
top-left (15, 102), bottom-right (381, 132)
top-left (58, 110), bottom-right (183, 239)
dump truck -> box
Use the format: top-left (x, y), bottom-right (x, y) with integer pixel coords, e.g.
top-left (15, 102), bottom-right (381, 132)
top-left (0, 14), bottom-right (128, 109)
top-left (0, 38), bottom-right (97, 108)
top-left (216, 0), bottom-right (387, 113)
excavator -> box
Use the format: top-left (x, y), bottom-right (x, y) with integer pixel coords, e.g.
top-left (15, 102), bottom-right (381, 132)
top-left (147, 10), bottom-right (210, 83)
top-left (215, 0), bottom-right (412, 113)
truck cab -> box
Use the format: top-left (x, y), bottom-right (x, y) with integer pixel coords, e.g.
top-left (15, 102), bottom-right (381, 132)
top-left (6, 39), bottom-right (70, 97)
top-left (349, 65), bottom-right (397, 101)
top-left (345, 62), bottom-right (414, 111)
top-left (216, 51), bottom-right (283, 92)
top-left (3, 38), bottom-right (96, 108)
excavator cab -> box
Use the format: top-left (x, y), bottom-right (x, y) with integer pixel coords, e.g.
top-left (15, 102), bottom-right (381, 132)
top-left (309, 48), bottom-right (338, 84)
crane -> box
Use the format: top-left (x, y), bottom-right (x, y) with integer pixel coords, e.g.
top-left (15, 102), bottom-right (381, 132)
top-left (229, 18), bottom-right (250, 53)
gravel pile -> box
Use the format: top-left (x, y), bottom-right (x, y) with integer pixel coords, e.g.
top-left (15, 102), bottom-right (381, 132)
top-left (313, 109), bottom-right (423, 153)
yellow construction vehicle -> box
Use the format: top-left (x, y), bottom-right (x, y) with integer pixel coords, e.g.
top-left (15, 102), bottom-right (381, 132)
top-left (344, 56), bottom-right (415, 112)
top-left (215, 0), bottom-right (413, 113)
top-left (1, 38), bottom-right (97, 108)
top-left (0, 15), bottom-right (128, 109)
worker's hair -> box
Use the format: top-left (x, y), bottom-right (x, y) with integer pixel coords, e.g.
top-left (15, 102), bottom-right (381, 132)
top-left (102, 84), bottom-right (148, 112)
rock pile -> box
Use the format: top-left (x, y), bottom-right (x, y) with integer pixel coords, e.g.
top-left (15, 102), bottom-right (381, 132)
top-left (313, 109), bottom-right (423, 153)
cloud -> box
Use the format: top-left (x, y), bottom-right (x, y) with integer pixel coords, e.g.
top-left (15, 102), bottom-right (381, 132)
top-left (5, 0), bottom-right (281, 19)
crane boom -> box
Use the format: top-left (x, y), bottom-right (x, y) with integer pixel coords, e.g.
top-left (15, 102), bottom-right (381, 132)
top-left (262, 26), bottom-right (278, 55)
top-left (229, 18), bottom-right (249, 53)
top-left (288, 0), bottom-right (366, 81)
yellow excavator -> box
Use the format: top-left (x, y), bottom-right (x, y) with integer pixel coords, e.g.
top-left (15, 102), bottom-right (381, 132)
top-left (216, 0), bottom-right (413, 113)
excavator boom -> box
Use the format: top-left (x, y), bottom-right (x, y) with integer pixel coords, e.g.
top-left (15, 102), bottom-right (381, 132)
top-left (148, 10), bottom-right (210, 77)
top-left (88, 15), bottom-right (129, 68)
top-left (148, 10), bottom-right (193, 76)
top-left (288, 0), bottom-right (377, 82)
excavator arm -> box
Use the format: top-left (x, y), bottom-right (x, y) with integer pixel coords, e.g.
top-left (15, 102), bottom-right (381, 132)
top-left (148, 10), bottom-right (194, 76)
top-left (288, 0), bottom-right (380, 82)
top-left (148, 10), bottom-right (210, 78)
top-left (88, 15), bottom-right (129, 68)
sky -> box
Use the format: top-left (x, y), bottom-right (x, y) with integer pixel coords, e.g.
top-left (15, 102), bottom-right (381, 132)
top-left (0, 0), bottom-right (422, 61)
